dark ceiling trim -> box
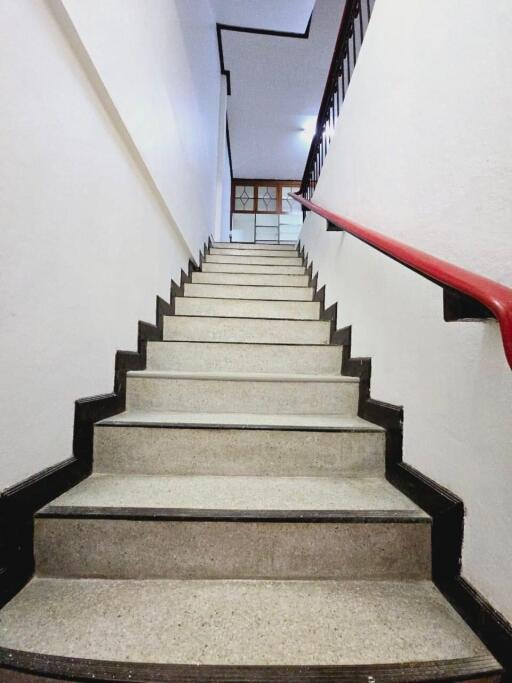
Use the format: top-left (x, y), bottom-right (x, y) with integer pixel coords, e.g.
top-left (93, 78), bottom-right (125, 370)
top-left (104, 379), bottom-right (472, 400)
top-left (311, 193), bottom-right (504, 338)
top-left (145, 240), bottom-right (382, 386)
top-left (216, 11), bottom-right (313, 97)
top-left (216, 9), bottom-right (313, 186)
top-left (233, 178), bottom-right (302, 185)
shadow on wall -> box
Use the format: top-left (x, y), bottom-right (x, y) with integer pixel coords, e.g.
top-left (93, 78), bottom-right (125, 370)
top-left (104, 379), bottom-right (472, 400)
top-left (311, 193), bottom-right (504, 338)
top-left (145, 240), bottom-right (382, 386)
top-left (300, 211), bottom-right (512, 626)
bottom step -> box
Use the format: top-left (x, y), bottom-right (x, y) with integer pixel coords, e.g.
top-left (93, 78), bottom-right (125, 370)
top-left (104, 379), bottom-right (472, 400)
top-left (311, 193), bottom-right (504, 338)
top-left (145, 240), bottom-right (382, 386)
top-left (0, 579), bottom-right (500, 681)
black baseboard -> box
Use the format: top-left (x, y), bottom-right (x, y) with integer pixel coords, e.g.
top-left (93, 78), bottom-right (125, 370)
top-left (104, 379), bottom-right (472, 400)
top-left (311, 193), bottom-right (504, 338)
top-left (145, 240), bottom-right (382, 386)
top-left (0, 457), bottom-right (84, 608)
top-left (439, 577), bottom-right (512, 681)
top-left (0, 249), bottom-right (202, 608)
top-left (305, 251), bottom-right (337, 340)
top-left (298, 240), bottom-right (511, 679)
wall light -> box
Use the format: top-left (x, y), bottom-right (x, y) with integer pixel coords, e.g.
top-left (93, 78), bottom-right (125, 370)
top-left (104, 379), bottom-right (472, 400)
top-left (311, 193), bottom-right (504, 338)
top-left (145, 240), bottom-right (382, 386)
top-left (300, 117), bottom-right (317, 142)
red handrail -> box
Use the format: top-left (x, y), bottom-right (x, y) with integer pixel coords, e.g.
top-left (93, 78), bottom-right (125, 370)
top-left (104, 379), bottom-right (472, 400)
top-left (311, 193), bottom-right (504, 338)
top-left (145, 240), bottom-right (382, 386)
top-left (292, 194), bottom-right (512, 369)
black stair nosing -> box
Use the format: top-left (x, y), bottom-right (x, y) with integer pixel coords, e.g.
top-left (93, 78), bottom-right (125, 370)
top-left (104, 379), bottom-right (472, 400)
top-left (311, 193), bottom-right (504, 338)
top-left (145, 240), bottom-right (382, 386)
top-left (205, 253), bottom-right (301, 256)
top-left (162, 336), bottom-right (332, 346)
top-left (202, 268), bottom-right (308, 273)
top-left (212, 243), bottom-right (299, 249)
top-left (214, 243), bottom-right (297, 245)
top-left (191, 282), bottom-right (310, 288)
top-left (162, 338), bottom-right (333, 347)
top-left (125, 372), bottom-right (357, 384)
top-left (209, 250), bottom-right (300, 257)
top-left (205, 261), bottom-right (305, 267)
top-left (206, 253), bottom-right (302, 260)
top-left (168, 316), bottom-right (326, 326)
top-left (183, 295), bottom-right (314, 302)
top-left (178, 296), bottom-right (317, 304)
top-left (203, 254), bottom-right (305, 266)
top-left (187, 282), bottom-right (312, 289)
top-left (195, 270), bottom-right (307, 276)
top-left (145, 339), bottom-right (343, 348)
top-left (0, 649), bottom-right (502, 683)
top-left (200, 272), bottom-right (308, 276)
top-left (36, 506), bottom-right (430, 523)
top-left (94, 420), bottom-right (383, 434)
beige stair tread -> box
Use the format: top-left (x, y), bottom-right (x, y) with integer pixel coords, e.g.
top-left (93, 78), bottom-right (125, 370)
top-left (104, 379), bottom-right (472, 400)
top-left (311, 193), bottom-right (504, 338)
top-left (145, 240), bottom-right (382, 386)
top-left (126, 370), bottom-right (358, 383)
top-left (202, 263), bottom-right (306, 274)
top-left (191, 272), bottom-right (310, 286)
top-left (98, 410), bottom-right (383, 431)
top-left (174, 297), bottom-right (320, 321)
top-left (205, 255), bottom-right (303, 264)
top-left (163, 315), bottom-right (331, 345)
top-left (212, 242), bottom-right (298, 251)
top-left (0, 578), bottom-right (497, 670)
top-left (145, 340), bottom-right (343, 375)
top-left (208, 249), bottom-right (299, 258)
top-left (40, 473), bottom-right (427, 515)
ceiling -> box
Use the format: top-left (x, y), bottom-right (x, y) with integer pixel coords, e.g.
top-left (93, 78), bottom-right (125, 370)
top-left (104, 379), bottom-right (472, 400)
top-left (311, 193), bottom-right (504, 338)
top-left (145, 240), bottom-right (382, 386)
top-left (217, 0), bottom-right (346, 180)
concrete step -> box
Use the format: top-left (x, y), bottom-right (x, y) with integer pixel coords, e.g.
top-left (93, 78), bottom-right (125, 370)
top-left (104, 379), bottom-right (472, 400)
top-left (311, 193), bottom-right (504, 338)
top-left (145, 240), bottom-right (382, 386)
top-left (213, 241), bottom-right (298, 251)
top-left (164, 316), bottom-right (331, 344)
top-left (209, 248), bottom-right (298, 258)
top-left (0, 578), bottom-right (499, 680)
top-left (191, 271), bottom-right (310, 287)
top-left (125, 371), bottom-right (360, 416)
top-left (146, 341), bottom-right (342, 375)
top-left (94, 412), bottom-right (385, 477)
top-left (175, 297), bottom-right (320, 320)
top-left (35, 474), bottom-right (430, 580)
top-left (202, 262), bottom-right (306, 274)
top-left (183, 282), bottom-right (314, 301)
top-left (205, 254), bottom-right (303, 266)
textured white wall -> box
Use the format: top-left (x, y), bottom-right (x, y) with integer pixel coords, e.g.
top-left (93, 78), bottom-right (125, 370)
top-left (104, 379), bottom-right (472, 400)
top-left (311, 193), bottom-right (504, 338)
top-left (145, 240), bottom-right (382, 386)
top-left (214, 77), bottom-right (229, 242)
top-left (61, 0), bottom-right (221, 254)
top-left (313, 0), bottom-right (512, 285)
top-left (300, 0), bottom-right (512, 621)
top-left (0, 0), bottom-right (221, 489)
top-left (220, 149), bottom-right (232, 242)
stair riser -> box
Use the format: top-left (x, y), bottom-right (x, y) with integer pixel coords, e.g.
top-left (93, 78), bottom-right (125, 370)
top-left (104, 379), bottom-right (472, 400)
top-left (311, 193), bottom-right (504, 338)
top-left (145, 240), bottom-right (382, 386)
top-left (205, 255), bottom-right (303, 266)
top-left (35, 519), bottom-right (431, 580)
top-left (164, 317), bottom-right (331, 344)
top-left (192, 272), bottom-right (310, 287)
top-left (184, 283), bottom-right (314, 301)
top-left (175, 298), bottom-right (320, 320)
top-left (146, 342), bottom-right (342, 374)
top-left (202, 263), bottom-right (306, 274)
top-left (125, 377), bottom-right (359, 415)
top-left (209, 248), bottom-right (297, 258)
top-left (93, 427), bottom-right (385, 477)
top-left (214, 242), bottom-right (298, 251)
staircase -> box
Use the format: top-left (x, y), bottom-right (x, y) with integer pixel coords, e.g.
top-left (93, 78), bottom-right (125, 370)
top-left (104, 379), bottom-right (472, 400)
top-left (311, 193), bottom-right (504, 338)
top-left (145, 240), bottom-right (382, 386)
top-left (0, 242), bottom-right (501, 681)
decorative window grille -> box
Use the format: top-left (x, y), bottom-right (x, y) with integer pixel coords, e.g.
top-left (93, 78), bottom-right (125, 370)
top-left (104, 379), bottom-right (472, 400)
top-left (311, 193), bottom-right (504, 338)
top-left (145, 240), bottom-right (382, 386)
top-left (234, 185), bottom-right (255, 212)
top-left (232, 180), bottom-right (300, 215)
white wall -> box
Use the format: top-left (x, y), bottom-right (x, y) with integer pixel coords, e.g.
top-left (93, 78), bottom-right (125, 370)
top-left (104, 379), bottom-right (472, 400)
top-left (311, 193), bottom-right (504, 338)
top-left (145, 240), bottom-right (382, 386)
top-left (220, 146), bottom-right (232, 242)
top-left (313, 0), bottom-right (512, 285)
top-left (213, 77), bottom-right (229, 242)
top-left (60, 0), bottom-right (221, 254)
top-left (0, 0), bottom-right (222, 490)
top-left (300, 0), bottom-right (512, 622)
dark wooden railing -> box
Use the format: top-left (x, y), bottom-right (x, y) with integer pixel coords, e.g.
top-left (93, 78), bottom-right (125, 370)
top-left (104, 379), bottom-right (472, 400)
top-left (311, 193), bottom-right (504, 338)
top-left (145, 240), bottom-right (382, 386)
top-left (300, 0), bottom-right (375, 199)
top-left (292, 194), bottom-right (512, 369)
